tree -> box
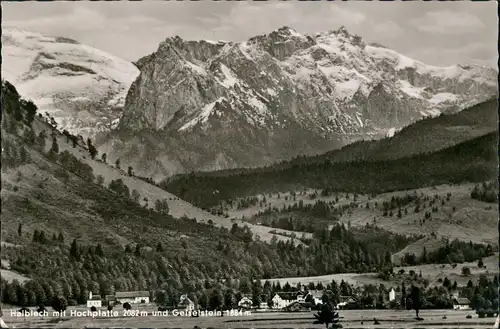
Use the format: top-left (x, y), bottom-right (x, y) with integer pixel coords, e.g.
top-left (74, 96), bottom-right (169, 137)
top-left (17, 223), bottom-right (22, 237)
top-left (223, 289), bottom-right (236, 310)
top-left (88, 143), bottom-right (98, 160)
top-left (70, 239), bottom-right (80, 261)
top-left (461, 267), bottom-right (471, 276)
top-left (95, 244), bottom-right (104, 257)
top-left (313, 302), bottom-right (341, 328)
top-left (87, 138), bottom-right (98, 160)
top-left (156, 242), bottom-right (164, 252)
top-left (24, 100), bottom-right (37, 125)
top-left (410, 286), bottom-right (421, 318)
top-left (154, 290), bottom-right (168, 307)
top-left (51, 296), bottom-right (68, 316)
top-left (154, 199), bottom-right (169, 214)
top-left (36, 131), bottom-right (47, 150)
top-left (478, 259), bottom-right (484, 268)
top-left (109, 179), bottom-right (130, 198)
top-left (96, 175), bottom-right (104, 186)
top-left (128, 166), bottom-right (134, 177)
top-left (115, 159), bottom-right (121, 169)
top-left (238, 278), bottom-right (251, 294)
top-left (400, 283), bottom-right (406, 309)
top-left (50, 137), bottom-right (59, 154)
top-left (123, 302), bottom-right (132, 310)
top-left (24, 128), bottom-right (36, 145)
top-left (101, 153), bottom-right (107, 163)
top-left (208, 289), bottom-right (223, 310)
top-left (131, 189), bottom-right (140, 204)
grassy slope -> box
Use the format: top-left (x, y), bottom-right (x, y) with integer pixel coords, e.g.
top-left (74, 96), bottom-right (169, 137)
top-left (226, 183), bottom-right (498, 250)
top-left (3, 116), bottom-right (301, 243)
top-left (340, 184), bottom-right (498, 245)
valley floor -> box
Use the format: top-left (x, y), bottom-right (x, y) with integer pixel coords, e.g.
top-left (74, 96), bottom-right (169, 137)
top-left (2, 306), bottom-right (496, 328)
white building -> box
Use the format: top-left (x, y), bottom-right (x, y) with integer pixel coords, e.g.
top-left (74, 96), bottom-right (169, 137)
top-left (272, 292), bottom-right (298, 309)
top-left (389, 288), bottom-right (396, 302)
top-left (306, 290), bottom-right (324, 305)
top-left (453, 297), bottom-right (471, 310)
top-left (238, 296), bottom-right (253, 309)
top-left (87, 291), bottom-right (102, 308)
top-left (178, 295), bottom-right (196, 311)
top-left (115, 291), bottom-right (150, 304)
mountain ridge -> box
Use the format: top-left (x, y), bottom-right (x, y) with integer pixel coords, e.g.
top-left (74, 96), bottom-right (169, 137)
top-left (100, 25), bottom-right (497, 180)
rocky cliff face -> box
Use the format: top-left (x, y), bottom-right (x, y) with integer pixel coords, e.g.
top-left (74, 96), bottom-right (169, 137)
top-left (1, 28), bottom-right (140, 139)
top-left (99, 26), bottom-right (497, 180)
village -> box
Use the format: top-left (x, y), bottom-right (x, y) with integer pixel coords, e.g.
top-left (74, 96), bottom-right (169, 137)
top-left (83, 286), bottom-right (472, 313)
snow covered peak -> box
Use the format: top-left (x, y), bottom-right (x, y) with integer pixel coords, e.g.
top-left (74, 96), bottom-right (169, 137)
top-left (274, 26), bottom-right (305, 39)
top-left (2, 28), bottom-right (140, 138)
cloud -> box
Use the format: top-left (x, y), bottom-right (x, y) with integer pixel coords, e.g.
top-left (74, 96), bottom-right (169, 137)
top-left (411, 10), bottom-right (485, 34)
top-left (371, 21), bottom-right (404, 39)
top-left (3, 6), bottom-right (166, 33)
top-left (410, 41), bottom-right (497, 68)
top-left (2, 1), bottom-right (496, 66)
top-left (328, 6), bottom-right (367, 26)
top-left (3, 7), bottom-right (107, 32)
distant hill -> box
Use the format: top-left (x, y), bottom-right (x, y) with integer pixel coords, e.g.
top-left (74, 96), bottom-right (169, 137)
top-left (164, 131), bottom-right (498, 208)
top-left (290, 98), bottom-right (498, 165)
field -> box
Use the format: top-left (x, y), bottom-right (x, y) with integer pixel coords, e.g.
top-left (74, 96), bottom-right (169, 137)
top-left (266, 253), bottom-right (498, 288)
top-left (2, 305), bottom-right (496, 328)
top-left (226, 183), bottom-right (498, 248)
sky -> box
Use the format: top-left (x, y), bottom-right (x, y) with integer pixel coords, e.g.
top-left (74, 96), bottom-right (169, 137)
top-left (2, 1), bottom-right (498, 69)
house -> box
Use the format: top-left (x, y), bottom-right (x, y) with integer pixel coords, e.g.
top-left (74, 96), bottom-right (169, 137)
top-left (283, 301), bottom-right (311, 312)
top-left (238, 295), bottom-right (253, 309)
top-left (259, 302), bottom-right (269, 309)
top-left (388, 288), bottom-right (396, 302)
top-left (115, 291), bottom-right (150, 304)
top-left (304, 290), bottom-right (324, 305)
top-left (178, 295), bottom-right (196, 311)
top-left (337, 296), bottom-right (356, 309)
top-left (86, 291), bottom-right (102, 308)
top-left (453, 297), bottom-right (471, 310)
top-left (104, 295), bottom-right (117, 307)
top-left (272, 292), bottom-right (301, 309)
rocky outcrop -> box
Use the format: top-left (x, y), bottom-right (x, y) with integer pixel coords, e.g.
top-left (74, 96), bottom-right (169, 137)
top-left (100, 27), bottom-right (497, 179)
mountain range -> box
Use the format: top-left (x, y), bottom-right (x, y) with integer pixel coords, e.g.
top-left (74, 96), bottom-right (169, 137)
top-left (1, 28), bottom-right (140, 139)
top-left (2, 26), bottom-right (498, 181)
top-left (100, 26), bottom-right (497, 180)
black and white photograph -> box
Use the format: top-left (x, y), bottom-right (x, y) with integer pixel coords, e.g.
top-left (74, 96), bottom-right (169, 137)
top-left (1, 1), bottom-right (499, 328)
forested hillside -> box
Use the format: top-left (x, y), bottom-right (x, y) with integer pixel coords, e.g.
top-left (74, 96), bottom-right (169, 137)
top-left (1, 80), bottom-right (422, 307)
top-left (164, 131), bottom-right (498, 209)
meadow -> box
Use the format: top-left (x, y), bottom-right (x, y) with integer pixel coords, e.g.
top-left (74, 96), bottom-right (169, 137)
top-left (2, 305), bottom-right (495, 328)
